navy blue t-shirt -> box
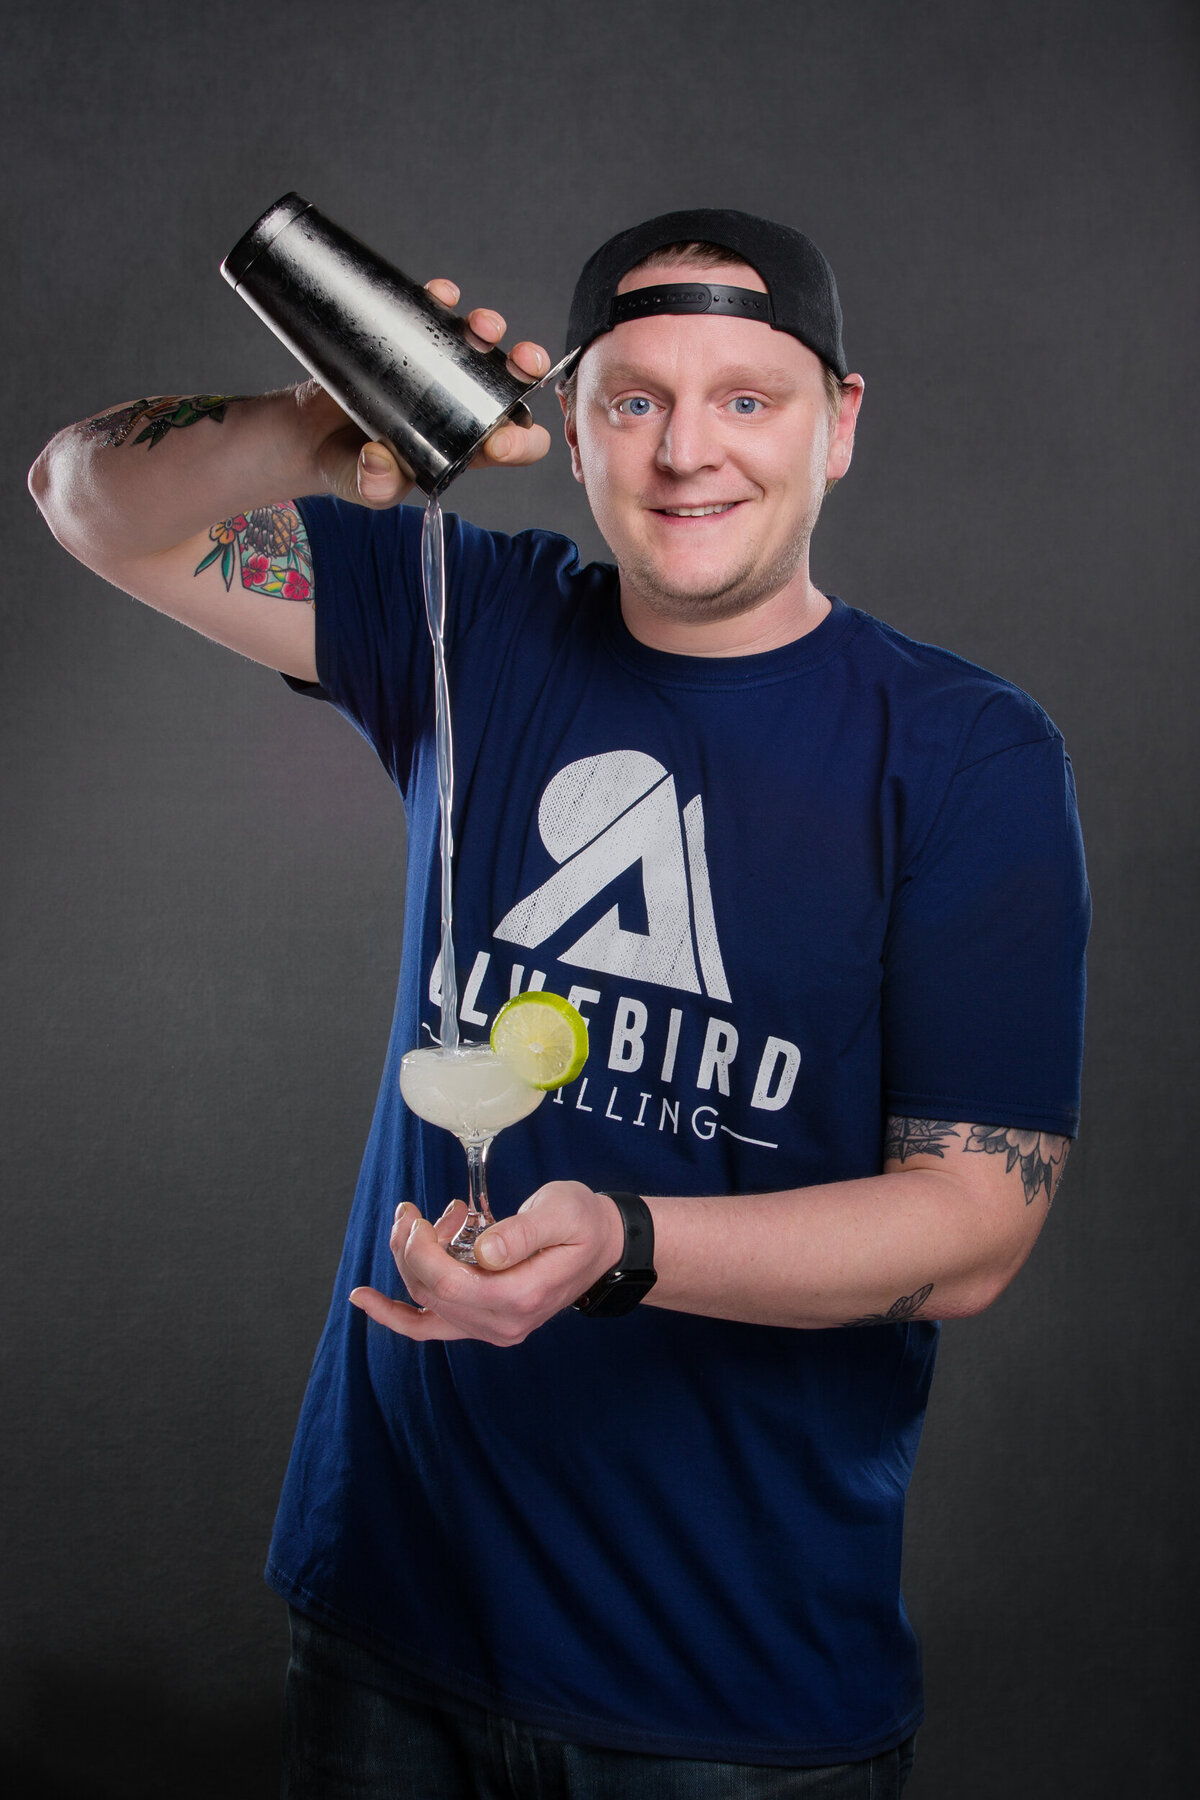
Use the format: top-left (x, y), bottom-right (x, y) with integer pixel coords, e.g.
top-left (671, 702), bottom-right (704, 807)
top-left (268, 498), bottom-right (1089, 1764)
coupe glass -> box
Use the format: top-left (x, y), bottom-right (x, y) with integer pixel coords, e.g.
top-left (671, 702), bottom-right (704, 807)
top-left (399, 1045), bottom-right (545, 1263)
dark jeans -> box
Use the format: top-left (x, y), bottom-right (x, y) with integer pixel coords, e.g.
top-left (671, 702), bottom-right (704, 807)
top-left (282, 1610), bottom-right (917, 1799)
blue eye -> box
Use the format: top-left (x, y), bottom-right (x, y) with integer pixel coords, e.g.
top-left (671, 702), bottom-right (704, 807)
top-left (730, 396), bottom-right (763, 415)
top-left (617, 396), bottom-right (654, 416)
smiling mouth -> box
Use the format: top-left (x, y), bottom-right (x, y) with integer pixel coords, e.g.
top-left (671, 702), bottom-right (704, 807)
top-left (652, 502), bottom-right (741, 517)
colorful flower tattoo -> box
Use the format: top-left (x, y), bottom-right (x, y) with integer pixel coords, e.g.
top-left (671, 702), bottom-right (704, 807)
top-left (85, 394), bottom-right (242, 449)
top-left (194, 504), bottom-right (314, 604)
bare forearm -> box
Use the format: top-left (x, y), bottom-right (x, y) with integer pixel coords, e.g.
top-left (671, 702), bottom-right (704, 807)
top-left (353, 1121), bottom-right (1067, 1348)
top-left (644, 1168), bottom-right (1029, 1328)
top-left (28, 384), bottom-right (348, 568)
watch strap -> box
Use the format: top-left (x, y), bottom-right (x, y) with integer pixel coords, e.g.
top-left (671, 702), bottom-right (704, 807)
top-left (572, 1191), bottom-right (657, 1317)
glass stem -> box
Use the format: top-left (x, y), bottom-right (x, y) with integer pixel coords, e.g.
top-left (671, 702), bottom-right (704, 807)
top-left (464, 1137), bottom-right (495, 1231)
top-left (448, 1136), bottom-right (497, 1264)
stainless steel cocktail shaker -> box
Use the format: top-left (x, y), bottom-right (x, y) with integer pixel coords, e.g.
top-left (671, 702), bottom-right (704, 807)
top-left (221, 193), bottom-right (565, 493)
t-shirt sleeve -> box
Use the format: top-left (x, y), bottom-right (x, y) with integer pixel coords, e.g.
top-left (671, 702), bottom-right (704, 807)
top-left (282, 497), bottom-right (530, 789)
top-left (882, 729), bottom-right (1090, 1138)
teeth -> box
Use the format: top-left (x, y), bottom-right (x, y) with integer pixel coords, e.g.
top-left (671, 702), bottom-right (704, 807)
top-left (660, 504), bottom-right (735, 516)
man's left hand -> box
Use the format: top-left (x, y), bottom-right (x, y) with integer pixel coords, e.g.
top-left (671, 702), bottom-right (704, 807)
top-left (348, 1183), bottom-right (626, 1346)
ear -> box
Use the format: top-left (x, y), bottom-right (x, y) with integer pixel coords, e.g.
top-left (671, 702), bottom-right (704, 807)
top-left (826, 374), bottom-right (865, 484)
top-left (558, 387), bottom-right (585, 486)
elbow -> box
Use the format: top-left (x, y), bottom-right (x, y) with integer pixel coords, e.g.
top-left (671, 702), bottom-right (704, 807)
top-left (27, 444), bottom-right (52, 513)
top-left (949, 1243), bottom-right (1036, 1318)
top-left (28, 439), bottom-right (71, 543)
top-left (28, 435), bottom-right (90, 559)
top-left (948, 1273), bottom-right (1008, 1319)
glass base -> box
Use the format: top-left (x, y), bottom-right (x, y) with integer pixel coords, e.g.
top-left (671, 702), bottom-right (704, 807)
top-left (446, 1210), bottom-right (491, 1265)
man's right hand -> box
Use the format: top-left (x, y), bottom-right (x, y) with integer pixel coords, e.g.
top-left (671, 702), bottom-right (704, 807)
top-left (314, 278), bottom-right (553, 509)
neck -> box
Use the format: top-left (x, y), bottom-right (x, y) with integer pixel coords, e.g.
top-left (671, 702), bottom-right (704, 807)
top-left (619, 573), bottom-right (831, 658)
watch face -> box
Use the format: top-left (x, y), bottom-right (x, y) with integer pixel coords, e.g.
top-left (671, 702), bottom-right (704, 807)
top-left (574, 1268), bottom-right (658, 1317)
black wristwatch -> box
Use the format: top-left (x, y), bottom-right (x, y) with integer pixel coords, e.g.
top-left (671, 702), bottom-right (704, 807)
top-left (572, 1191), bottom-right (658, 1318)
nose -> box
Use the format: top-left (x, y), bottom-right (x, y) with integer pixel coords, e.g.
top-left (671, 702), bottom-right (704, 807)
top-left (655, 397), bottom-right (724, 477)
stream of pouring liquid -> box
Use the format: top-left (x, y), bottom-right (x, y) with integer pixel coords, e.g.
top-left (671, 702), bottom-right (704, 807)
top-left (421, 490), bottom-right (459, 1049)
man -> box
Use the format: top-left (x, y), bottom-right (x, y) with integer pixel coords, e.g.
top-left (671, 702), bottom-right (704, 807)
top-left (30, 208), bottom-right (1088, 1797)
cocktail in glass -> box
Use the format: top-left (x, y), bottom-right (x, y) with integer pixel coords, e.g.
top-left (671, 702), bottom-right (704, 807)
top-left (399, 1044), bottom-right (545, 1263)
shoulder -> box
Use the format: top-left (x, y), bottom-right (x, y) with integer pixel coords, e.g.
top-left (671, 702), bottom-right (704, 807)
top-left (843, 606), bottom-right (1063, 769)
top-left (299, 496), bottom-right (604, 590)
top-left (298, 497), bottom-right (616, 633)
top-left (446, 513), bottom-right (615, 608)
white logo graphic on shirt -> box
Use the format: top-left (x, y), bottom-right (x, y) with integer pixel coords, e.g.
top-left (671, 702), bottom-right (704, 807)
top-left (494, 751), bottom-right (731, 1001)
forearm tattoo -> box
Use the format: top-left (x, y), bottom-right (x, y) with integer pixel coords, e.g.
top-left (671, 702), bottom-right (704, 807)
top-left (85, 393), bottom-right (243, 449)
top-left (963, 1125), bottom-right (1070, 1205)
top-left (860, 1116), bottom-right (1073, 1326)
top-left (842, 1284), bottom-right (935, 1329)
top-left (194, 504), bottom-right (314, 603)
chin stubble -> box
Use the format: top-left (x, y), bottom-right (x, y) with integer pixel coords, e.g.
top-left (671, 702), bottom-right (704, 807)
top-left (620, 509), bottom-right (819, 625)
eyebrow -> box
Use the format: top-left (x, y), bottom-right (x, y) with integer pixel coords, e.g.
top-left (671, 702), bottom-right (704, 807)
top-left (596, 360), bottom-right (801, 391)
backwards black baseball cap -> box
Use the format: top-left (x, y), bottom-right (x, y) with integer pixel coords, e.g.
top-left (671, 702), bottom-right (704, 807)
top-left (565, 207), bottom-right (847, 379)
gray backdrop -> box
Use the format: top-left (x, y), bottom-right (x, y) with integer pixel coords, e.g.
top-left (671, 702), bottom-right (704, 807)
top-left (3, 1), bottom-right (1196, 1795)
